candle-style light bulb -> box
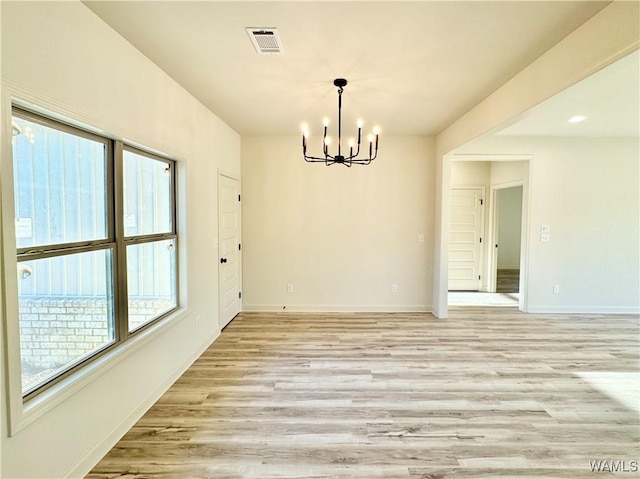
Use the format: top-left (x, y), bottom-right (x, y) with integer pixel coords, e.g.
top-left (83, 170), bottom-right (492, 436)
top-left (348, 138), bottom-right (355, 158)
top-left (323, 135), bottom-right (331, 156)
top-left (323, 117), bottom-right (329, 127)
top-left (357, 119), bottom-right (363, 129)
top-left (302, 124), bottom-right (309, 150)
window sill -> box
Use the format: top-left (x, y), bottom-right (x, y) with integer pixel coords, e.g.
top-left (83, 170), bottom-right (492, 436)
top-left (10, 307), bottom-right (191, 436)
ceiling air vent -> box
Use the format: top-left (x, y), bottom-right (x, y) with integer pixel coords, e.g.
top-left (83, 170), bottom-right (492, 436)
top-left (246, 28), bottom-right (283, 55)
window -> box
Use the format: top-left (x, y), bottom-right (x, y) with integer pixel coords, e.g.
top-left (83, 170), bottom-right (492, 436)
top-left (12, 108), bottom-right (178, 398)
top-left (123, 148), bottom-right (177, 332)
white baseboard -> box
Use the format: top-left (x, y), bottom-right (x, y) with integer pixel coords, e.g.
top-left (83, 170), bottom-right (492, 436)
top-left (242, 304), bottom-right (432, 313)
top-left (64, 332), bottom-right (218, 479)
top-left (526, 305), bottom-right (640, 314)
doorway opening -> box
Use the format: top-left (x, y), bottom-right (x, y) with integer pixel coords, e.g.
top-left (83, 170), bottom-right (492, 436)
top-left (446, 157), bottom-right (530, 309)
top-left (492, 185), bottom-right (523, 295)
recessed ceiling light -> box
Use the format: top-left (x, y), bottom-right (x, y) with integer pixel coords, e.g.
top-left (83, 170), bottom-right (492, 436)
top-left (568, 115), bottom-right (586, 123)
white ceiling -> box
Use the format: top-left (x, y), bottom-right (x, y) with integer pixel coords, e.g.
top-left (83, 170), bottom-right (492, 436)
top-left (496, 49), bottom-right (639, 137)
top-left (84, 1), bottom-right (626, 138)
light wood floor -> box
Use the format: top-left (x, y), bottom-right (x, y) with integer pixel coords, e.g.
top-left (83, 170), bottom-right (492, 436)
top-left (88, 309), bottom-right (640, 478)
top-left (496, 269), bottom-right (520, 293)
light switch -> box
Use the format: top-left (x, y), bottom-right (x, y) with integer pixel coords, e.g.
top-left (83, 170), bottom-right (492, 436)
top-left (541, 233), bottom-right (550, 242)
top-left (418, 234), bottom-right (424, 242)
top-left (540, 224), bottom-right (550, 234)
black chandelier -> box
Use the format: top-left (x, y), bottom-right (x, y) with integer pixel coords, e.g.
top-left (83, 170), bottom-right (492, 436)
top-left (302, 78), bottom-right (379, 166)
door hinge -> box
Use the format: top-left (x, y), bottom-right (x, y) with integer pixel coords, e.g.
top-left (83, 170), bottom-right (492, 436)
top-left (238, 194), bottom-right (241, 202)
top-left (478, 275), bottom-right (481, 280)
top-left (479, 237), bottom-right (482, 243)
top-left (239, 291), bottom-right (242, 299)
top-left (480, 198), bottom-right (484, 206)
top-left (238, 243), bottom-right (241, 251)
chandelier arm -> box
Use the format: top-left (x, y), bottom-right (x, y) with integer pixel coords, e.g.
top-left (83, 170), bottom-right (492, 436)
top-left (347, 141), bottom-right (362, 160)
top-left (352, 145), bottom-right (378, 164)
top-left (305, 153), bottom-right (335, 163)
top-left (350, 155), bottom-right (373, 165)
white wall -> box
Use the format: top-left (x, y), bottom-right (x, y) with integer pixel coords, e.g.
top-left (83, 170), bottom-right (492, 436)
top-left (1, 2), bottom-right (240, 478)
top-left (242, 136), bottom-right (435, 311)
top-left (0, 1), bottom-right (5, 470)
top-left (491, 161), bottom-right (525, 186)
top-left (457, 136), bottom-right (639, 313)
top-left (451, 161), bottom-right (490, 187)
top-left (496, 186), bottom-right (523, 269)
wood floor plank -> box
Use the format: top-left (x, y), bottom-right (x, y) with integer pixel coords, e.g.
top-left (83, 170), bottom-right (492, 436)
top-left (88, 308), bottom-right (640, 478)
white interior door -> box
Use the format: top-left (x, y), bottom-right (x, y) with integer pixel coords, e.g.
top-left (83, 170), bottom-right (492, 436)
top-left (218, 174), bottom-right (241, 328)
top-left (448, 187), bottom-right (484, 291)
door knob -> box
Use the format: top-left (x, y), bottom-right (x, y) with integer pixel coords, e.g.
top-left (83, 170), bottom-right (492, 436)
top-left (220, 258), bottom-right (227, 264)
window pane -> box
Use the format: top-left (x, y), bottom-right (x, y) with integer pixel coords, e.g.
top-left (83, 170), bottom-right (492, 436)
top-left (18, 249), bottom-right (115, 395)
top-left (12, 115), bottom-right (108, 249)
top-left (123, 150), bottom-right (172, 237)
top-left (127, 239), bottom-right (177, 331)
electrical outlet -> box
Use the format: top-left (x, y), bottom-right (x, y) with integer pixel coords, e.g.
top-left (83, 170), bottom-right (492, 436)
top-left (418, 234), bottom-right (424, 242)
top-left (392, 284), bottom-right (398, 293)
top-left (287, 284), bottom-right (293, 293)
top-left (553, 285), bottom-right (560, 294)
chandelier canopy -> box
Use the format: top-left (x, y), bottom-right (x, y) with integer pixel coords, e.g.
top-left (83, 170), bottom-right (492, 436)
top-left (302, 78), bottom-right (379, 167)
